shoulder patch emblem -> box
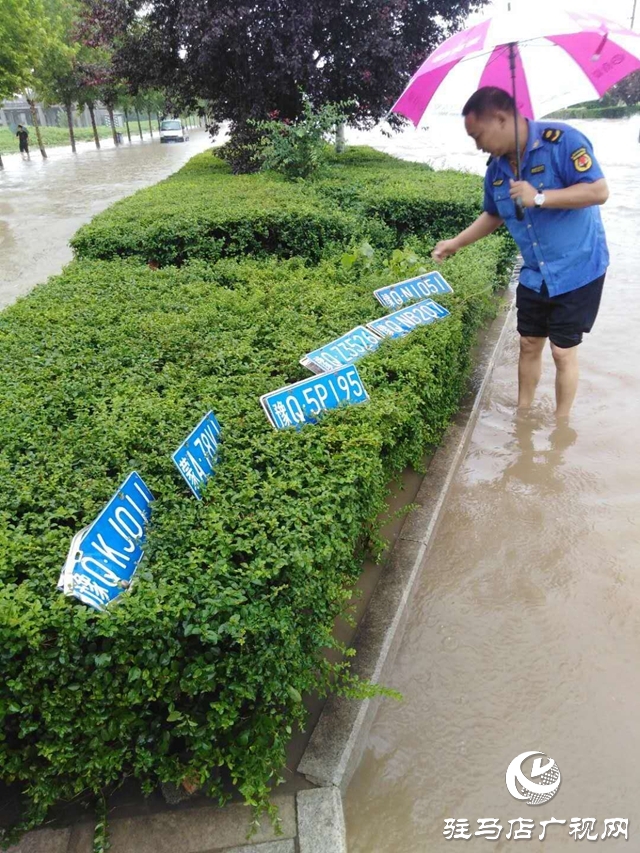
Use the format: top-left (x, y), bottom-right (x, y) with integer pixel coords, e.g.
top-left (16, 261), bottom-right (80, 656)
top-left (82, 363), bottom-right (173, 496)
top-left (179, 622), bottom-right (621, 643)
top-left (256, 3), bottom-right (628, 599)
top-left (492, 178), bottom-right (504, 186)
top-left (574, 151), bottom-right (593, 172)
top-left (570, 147), bottom-right (587, 160)
top-left (542, 128), bottom-right (564, 143)
top-left (530, 164), bottom-right (545, 174)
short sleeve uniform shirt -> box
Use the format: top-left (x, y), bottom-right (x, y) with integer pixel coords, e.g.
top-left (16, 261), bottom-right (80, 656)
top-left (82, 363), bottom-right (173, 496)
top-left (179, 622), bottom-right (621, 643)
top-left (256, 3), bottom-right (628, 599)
top-left (483, 121), bottom-right (609, 296)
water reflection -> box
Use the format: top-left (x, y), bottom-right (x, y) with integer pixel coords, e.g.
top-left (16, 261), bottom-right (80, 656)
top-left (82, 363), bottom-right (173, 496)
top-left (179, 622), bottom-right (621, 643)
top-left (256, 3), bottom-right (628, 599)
top-left (500, 413), bottom-right (578, 491)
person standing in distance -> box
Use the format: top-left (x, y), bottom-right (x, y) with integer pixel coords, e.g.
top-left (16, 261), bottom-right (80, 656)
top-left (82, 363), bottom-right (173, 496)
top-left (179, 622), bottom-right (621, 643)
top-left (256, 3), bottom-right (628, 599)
top-left (16, 125), bottom-right (30, 160)
top-left (432, 87), bottom-right (609, 419)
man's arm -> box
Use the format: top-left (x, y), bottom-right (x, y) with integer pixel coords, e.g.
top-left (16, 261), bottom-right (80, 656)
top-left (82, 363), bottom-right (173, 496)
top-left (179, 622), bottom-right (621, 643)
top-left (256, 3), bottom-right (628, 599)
top-left (509, 178), bottom-right (609, 210)
top-left (432, 212), bottom-right (504, 262)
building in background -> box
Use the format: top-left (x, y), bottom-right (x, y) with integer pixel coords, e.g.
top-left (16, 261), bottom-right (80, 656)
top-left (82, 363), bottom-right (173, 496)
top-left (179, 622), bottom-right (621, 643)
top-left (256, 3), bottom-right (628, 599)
top-left (0, 98), bottom-right (123, 130)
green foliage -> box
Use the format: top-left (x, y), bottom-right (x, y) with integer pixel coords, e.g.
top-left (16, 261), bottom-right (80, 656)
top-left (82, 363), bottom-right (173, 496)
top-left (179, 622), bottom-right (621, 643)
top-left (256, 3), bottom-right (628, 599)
top-left (0, 0), bottom-right (47, 100)
top-left (71, 147), bottom-right (485, 266)
top-left (0, 147), bottom-right (514, 839)
top-left (546, 104), bottom-right (640, 120)
top-left (0, 124), bottom-right (154, 156)
top-left (255, 99), bottom-right (352, 180)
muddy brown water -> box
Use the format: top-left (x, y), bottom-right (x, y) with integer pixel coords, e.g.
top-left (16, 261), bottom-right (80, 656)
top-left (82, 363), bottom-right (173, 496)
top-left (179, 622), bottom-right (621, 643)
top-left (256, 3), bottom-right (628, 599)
top-left (344, 118), bottom-right (640, 850)
top-left (0, 129), bottom-right (211, 310)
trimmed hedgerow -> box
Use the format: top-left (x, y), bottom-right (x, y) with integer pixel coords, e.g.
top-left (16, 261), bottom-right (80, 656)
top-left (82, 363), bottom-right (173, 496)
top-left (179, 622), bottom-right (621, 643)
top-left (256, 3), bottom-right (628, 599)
top-left (70, 147), bottom-right (484, 266)
top-left (0, 233), bottom-right (510, 836)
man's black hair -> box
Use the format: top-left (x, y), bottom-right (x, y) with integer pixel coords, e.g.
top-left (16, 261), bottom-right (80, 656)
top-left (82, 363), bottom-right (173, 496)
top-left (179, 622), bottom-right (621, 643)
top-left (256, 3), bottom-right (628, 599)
top-left (462, 87), bottom-right (516, 117)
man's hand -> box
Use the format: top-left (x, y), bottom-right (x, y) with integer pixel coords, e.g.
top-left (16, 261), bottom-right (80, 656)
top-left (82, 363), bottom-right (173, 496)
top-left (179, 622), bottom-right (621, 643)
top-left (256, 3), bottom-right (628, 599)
top-left (509, 179), bottom-right (537, 208)
top-left (432, 239), bottom-right (459, 263)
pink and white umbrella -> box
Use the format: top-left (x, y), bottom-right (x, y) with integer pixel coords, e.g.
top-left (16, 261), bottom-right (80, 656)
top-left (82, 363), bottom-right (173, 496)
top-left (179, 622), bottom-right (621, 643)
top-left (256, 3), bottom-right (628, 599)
top-left (392, 7), bottom-right (640, 125)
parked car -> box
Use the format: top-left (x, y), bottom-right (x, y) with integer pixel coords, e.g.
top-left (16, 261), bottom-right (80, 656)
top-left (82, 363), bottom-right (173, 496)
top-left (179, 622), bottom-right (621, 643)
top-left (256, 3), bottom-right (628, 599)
top-left (159, 119), bottom-right (189, 143)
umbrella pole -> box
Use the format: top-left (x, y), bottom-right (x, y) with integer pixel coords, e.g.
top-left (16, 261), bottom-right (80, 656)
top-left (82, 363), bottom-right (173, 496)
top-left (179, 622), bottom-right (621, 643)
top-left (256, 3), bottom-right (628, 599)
top-left (508, 42), bottom-right (525, 221)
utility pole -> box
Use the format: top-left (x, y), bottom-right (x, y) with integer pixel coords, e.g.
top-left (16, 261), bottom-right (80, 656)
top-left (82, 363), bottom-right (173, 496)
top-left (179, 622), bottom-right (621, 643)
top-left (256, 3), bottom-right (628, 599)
top-left (632, 0), bottom-right (638, 29)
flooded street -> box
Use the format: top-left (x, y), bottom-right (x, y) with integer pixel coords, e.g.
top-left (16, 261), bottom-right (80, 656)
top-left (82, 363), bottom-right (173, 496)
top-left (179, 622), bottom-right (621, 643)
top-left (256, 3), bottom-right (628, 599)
top-left (344, 116), bottom-right (640, 850)
top-left (0, 130), bottom-right (211, 309)
top-left (2, 107), bottom-right (639, 850)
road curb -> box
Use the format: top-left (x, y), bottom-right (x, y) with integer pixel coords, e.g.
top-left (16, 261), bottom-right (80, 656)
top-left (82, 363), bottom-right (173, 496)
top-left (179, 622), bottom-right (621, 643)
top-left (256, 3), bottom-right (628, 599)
top-left (297, 275), bottom-right (518, 794)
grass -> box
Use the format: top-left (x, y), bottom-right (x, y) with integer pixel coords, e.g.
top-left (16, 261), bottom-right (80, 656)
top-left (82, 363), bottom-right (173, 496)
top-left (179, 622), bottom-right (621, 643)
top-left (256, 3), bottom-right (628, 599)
top-left (0, 121), bottom-right (163, 156)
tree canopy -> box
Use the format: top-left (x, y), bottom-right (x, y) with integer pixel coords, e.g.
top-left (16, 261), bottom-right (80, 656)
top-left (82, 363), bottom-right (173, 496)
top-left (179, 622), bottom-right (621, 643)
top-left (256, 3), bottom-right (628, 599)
top-left (79, 0), bottom-right (489, 126)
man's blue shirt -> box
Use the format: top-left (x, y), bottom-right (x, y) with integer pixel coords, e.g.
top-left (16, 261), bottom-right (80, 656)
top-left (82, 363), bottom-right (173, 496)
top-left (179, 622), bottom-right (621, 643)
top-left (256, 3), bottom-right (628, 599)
top-left (483, 120), bottom-right (609, 296)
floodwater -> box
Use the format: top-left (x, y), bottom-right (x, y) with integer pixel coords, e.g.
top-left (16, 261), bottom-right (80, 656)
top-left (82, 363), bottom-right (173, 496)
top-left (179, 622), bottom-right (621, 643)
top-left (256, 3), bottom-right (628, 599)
top-left (0, 129), bottom-right (211, 309)
top-left (344, 117), bottom-right (640, 850)
top-left (2, 111), bottom-right (639, 849)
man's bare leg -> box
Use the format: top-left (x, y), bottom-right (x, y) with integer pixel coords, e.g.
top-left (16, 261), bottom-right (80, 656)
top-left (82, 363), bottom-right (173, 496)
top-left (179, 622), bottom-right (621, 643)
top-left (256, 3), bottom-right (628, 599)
top-left (518, 335), bottom-right (546, 409)
top-left (551, 343), bottom-right (579, 418)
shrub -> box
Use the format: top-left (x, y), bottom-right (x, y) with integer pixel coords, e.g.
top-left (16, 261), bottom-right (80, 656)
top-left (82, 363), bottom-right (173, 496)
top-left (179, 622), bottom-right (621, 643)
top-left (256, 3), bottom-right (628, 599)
top-left (255, 99), bottom-right (351, 180)
top-left (70, 148), bottom-right (485, 267)
top-left (0, 234), bottom-right (511, 837)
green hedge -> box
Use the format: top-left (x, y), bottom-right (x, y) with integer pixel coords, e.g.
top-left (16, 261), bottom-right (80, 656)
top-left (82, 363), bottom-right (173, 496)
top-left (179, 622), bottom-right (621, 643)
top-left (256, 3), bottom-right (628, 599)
top-left (546, 104), bottom-right (640, 120)
top-left (0, 232), bottom-right (510, 834)
top-left (70, 148), bottom-right (484, 266)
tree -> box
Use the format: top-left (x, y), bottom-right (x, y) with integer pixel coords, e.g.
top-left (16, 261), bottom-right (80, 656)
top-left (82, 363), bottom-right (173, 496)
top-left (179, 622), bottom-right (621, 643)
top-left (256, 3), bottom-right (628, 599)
top-left (612, 71), bottom-right (640, 106)
top-left (34, 0), bottom-right (96, 155)
top-left (0, 0), bottom-right (47, 168)
top-left (78, 0), bottom-right (489, 165)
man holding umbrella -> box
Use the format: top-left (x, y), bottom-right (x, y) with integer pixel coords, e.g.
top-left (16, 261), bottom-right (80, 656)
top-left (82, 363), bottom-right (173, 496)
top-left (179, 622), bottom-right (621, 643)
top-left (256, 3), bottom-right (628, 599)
top-left (433, 86), bottom-right (609, 418)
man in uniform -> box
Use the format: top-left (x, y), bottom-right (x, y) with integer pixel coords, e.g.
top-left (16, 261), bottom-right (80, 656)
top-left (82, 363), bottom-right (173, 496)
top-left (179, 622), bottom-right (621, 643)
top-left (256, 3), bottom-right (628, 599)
top-left (16, 125), bottom-right (30, 160)
top-left (432, 86), bottom-right (609, 419)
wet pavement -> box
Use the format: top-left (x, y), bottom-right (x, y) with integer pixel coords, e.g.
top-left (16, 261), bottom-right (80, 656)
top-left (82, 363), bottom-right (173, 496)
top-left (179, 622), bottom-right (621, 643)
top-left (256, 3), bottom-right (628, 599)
top-left (344, 117), bottom-right (640, 850)
top-left (0, 130), bottom-right (211, 309)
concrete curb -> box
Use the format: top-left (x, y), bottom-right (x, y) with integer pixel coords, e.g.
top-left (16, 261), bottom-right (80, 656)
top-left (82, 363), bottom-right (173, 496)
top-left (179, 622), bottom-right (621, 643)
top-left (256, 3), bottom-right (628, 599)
top-left (297, 279), bottom-right (518, 794)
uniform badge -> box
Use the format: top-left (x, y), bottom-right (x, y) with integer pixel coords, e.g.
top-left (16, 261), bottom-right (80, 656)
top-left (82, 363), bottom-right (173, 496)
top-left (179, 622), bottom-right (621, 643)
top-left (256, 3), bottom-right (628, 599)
top-left (492, 178), bottom-right (504, 186)
top-left (571, 147), bottom-right (592, 172)
top-left (542, 128), bottom-right (563, 143)
top-left (530, 165), bottom-right (545, 174)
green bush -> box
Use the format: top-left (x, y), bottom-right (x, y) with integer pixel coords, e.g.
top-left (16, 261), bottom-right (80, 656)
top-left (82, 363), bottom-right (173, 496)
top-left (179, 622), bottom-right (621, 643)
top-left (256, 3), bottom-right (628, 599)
top-left (70, 148), bottom-right (485, 266)
top-left (70, 161), bottom-right (362, 266)
top-left (546, 104), bottom-right (640, 120)
top-left (255, 99), bottom-right (352, 180)
top-left (0, 234), bottom-right (510, 836)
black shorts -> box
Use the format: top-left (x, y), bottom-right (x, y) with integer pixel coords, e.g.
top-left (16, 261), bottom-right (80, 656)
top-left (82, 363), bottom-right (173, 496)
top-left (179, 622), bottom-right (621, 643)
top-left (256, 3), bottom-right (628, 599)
top-left (516, 274), bottom-right (605, 349)
top-left (19, 142), bottom-right (28, 153)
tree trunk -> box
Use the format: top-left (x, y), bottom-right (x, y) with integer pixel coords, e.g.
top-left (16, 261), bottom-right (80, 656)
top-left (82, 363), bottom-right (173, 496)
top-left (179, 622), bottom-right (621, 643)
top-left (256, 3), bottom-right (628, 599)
top-left (65, 101), bottom-right (76, 153)
top-left (88, 100), bottom-right (100, 148)
top-left (335, 121), bottom-right (346, 154)
top-left (157, 115), bottom-right (161, 132)
top-left (123, 108), bottom-right (132, 143)
top-left (135, 109), bottom-right (143, 140)
top-left (107, 105), bottom-right (119, 144)
top-left (27, 99), bottom-right (47, 158)
top-left (0, 153), bottom-right (4, 170)
top-left (147, 110), bottom-right (153, 137)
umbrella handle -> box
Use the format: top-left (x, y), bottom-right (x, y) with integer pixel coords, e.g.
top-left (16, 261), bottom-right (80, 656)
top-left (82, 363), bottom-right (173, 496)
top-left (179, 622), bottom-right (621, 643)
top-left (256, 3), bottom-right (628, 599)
top-left (515, 197), bottom-right (525, 221)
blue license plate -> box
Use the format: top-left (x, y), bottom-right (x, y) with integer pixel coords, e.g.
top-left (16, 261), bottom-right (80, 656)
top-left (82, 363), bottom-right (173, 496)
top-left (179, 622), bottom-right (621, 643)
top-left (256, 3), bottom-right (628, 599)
top-left (261, 364), bottom-right (369, 429)
top-left (373, 272), bottom-right (453, 309)
top-left (367, 299), bottom-right (450, 340)
top-left (301, 325), bottom-right (382, 373)
top-left (172, 411), bottom-right (221, 499)
top-left (58, 472), bottom-right (154, 611)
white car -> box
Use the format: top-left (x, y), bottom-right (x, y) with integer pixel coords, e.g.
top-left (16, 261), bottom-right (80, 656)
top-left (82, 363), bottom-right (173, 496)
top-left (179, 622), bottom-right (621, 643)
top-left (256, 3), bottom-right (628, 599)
top-left (159, 119), bottom-right (189, 143)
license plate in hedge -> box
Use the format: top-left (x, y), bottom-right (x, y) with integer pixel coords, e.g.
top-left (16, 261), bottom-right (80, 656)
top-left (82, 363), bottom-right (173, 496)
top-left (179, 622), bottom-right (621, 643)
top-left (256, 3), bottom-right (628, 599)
top-left (261, 365), bottom-right (369, 429)
top-left (367, 299), bottom-right (450, 340)
top-left (373, 272), bottom-right (453, 308)
top-left (57, 472), bottom-right (154, 611)
top-left (301, 325), bottom-right (382, 373)
top-left (172, 410), bottom-right (221, 499)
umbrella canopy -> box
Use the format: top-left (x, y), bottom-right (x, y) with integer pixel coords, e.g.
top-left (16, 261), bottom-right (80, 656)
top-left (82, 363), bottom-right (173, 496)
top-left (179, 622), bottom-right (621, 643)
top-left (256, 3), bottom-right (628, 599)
top-left (392, 7), bottom-right (640, 125)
